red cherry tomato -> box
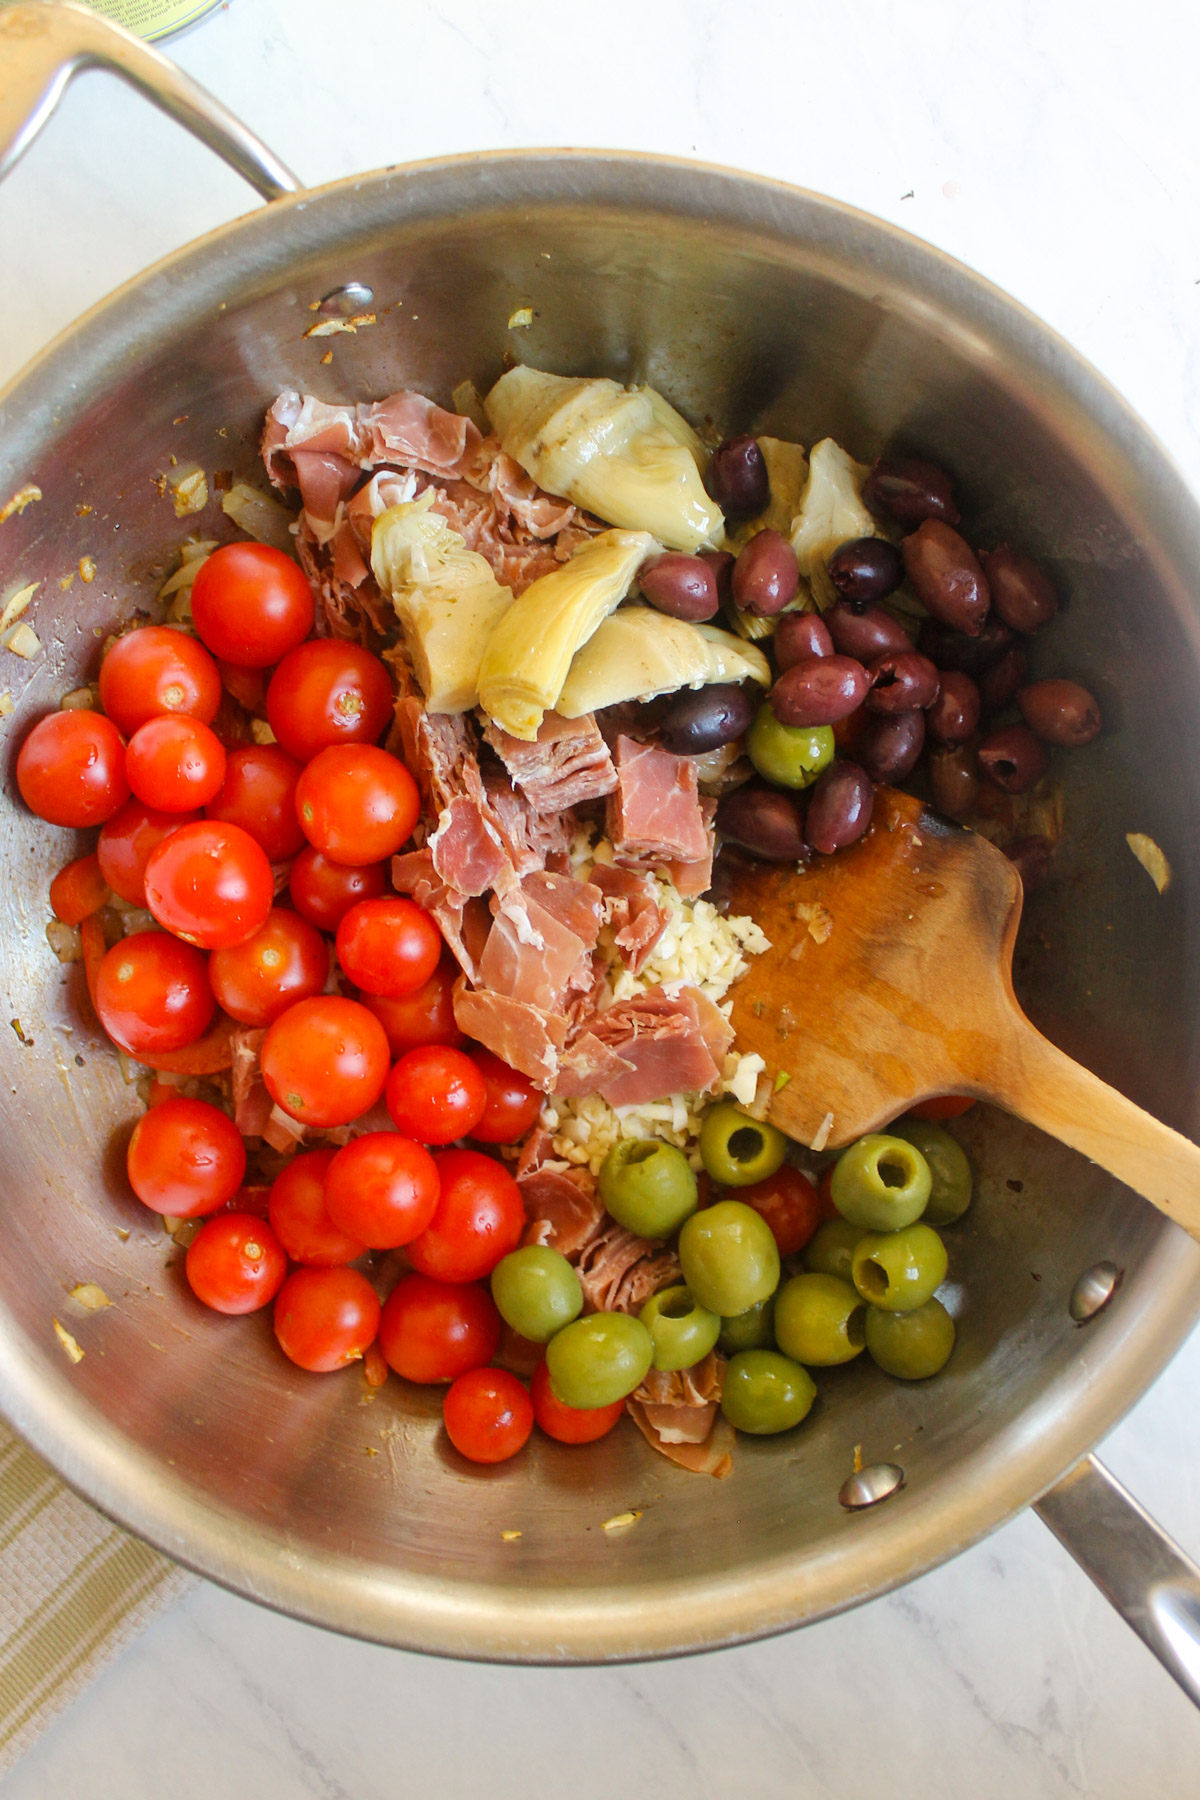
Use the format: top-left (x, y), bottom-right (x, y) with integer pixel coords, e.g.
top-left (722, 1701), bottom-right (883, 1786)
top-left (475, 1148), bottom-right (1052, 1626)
top-left (295, 745), bottom-right (419, 865)
top-left (216, 660), bottom-right (265, 714)
top-left (16, 710), bottom-right (129, 827)
top-left (910, 1095), bottom-right (977, 1121)
top-left (385, 1046), bottom-right (488, 1146)
top-left (266, 639), bottom-right (394, 762)
top-left (377, 1272), bottom-right (501, 1384)
top-left (323, 1132), bottom-right (440, 1250)
top-left (144, 819), bottom-right (274, 949)
top-left (49, 852), bottom-right (110, 925)
top-left (126, 1095), bottom-right (245, 1217)
top-left (208, 907), bottom-right (330, 1026)
top-left (469, 1048), bottom-right (543, 1145)
top-left (185, 1212), bottom-right (287, 1314)
top-left (361, 955), bottom-right (464, 1057)
top-left (94, 930), bottom-right (215, 1055)
top-left (273, 1267), bottom-right (381, 1373)
top-left (407, 1147), bottom-right (524, 1283)
top-left (288, 845), bottom-right (387, 932)
top-left (816, 1165), bottom-right (839, 1223)
top-left (125, 714), bottom-right (227, 812)
top-left (267, 1149), bottom-right (366, 1267)
top-left (737, 1165), bottom-right (823, 1257)
top-left (335, 896), bottom-right (442, 998)
top-left (97, 800), bottom-right (201, 906)
top-left (530, 1361), bottom-right (624, 1445)
top-left (443, 1368), bottom-right (533, 1464)
top-left (98, 625), bottom-right (222, 737)
top-left (260, 995), bottom-right (390, 1127)
top-left (190, 543), bottom-right (315, 668)
top-left (205, 744), bottom-right (306, 863)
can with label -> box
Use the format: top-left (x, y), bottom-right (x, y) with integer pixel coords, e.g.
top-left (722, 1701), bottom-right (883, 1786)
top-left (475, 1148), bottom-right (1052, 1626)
top-left (82, 0), bottom-right (224, 41)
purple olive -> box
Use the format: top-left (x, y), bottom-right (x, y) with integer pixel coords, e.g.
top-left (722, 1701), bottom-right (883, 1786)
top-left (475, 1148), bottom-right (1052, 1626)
top-left (640, 552), bottom-right (720, 621)
top-left (708, 435), bottom-right (770, 520)
top-left (980, 546), bottom-right (1058, 634)
top-left (732, 530), bottom-right (800, 616)
top-left (978, 723), bottom-right (1049, 793)
top-left (920, 615), bottom-right (1014, 679)
top-left (699, 549), bottom-right (735, 608)
top-left (715, 781), bottom-right (807, 861)
top-left (857, 709), bottom-right (926, 782)
top-left (774, 610), bottom-right (834, 669)
top-left (827, 537), bottom-right (903, 604)
top-left (901, 521), bottom-right (991, 637)
top-left (978, 644), bottom-right (1029, 715)
top-left (1017, 679), bottom-right (1101, 747)
top-left (770, 655), bottom-right (870, 728)
top-left (805, 760), bottom-right (874, 855)
top-left (925, 670), bottom-right (980, 745)
top-left (826, 601), bottom-right (913, 663)
top-left (866, 650), bottom-right (941, 715)
top-left (1004, 835), bottom-right (1053, 892)
top-left (864, 457), bottom-right (960, 527)
top-left (660, 682), bottom-right (758, 756)
top-left (928, 743), bottom-right (980, 819)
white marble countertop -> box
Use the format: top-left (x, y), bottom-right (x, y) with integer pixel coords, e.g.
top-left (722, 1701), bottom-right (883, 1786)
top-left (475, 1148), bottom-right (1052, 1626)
top-left (3, 1), bottom-right (1200, 1793)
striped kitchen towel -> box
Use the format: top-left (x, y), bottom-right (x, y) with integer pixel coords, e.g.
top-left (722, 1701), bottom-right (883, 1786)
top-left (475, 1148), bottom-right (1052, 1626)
top-left (0, 1421), bottom-right (191, 1774)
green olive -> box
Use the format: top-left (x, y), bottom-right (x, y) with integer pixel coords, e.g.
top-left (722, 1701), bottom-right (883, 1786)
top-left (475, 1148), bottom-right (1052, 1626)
top-left (830, 1134), bottom-right (932, 1230)
top-left (545, 1311), bottom-right (654, 1409)
top-left (721, 1349), bottom-right (817, 1434)
top-left (773, 1273), bottom-right (867, 1366)
top-left (490, 1245), bottom-right (583, 1344)
top-left (599, 1138), bottom-right (698, 1238)
top-left (746, 703), bottom-right (835, 790)
top-left (699, 1102), bottom-right (788, 1187)
top-left (717, 1295), bottom-right (776, 1355)
top-left (851, 1222), bottom-right (947, 1313)
top-left (678, 1200), bottom-right (781, 1317)
top-left (866, 1296), bottom-right (956, 1379)
top-left (804, 1218), bottom-right (867, 1282)
top-left (639, 1285), bottom-right (721, 1372)
top-left (891, 1118), bottom-right (973, 1225)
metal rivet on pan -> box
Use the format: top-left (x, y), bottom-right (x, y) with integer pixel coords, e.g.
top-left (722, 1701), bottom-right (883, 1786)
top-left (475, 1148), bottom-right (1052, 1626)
top-left (839, 1462), bottom-right (905, 1510)
top-left (1069, 1260), bottom-right (1123, 1325)
top-left (318, 283), bottom-right (374, 316)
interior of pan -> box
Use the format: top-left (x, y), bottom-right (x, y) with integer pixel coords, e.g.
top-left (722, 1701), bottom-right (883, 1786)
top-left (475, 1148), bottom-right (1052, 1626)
top-left (1, 152), bottom-right (1199, 1660)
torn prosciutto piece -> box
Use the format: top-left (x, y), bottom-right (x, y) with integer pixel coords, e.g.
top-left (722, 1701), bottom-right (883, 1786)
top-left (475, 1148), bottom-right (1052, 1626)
top-left (590, 863), bottom-right (667, 973)
top-left (579, 985), bottom-right (730, 1107)
top-left (481, 712), bottom-right (617, 811)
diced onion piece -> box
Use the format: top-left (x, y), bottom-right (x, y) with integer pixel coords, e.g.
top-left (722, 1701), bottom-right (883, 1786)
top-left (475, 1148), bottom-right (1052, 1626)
top-left (5, 623), bottom-right (41, 658)
top-left (168, 467), bottom-right (208, 518)
top-left (60, 685), bottom-right (97, 711)
top-left (1126, 832), bottom-right (1171, 893)
top-left (0, 580), bottom-right (38, 631)
top-left (46, 920), bottom-right (83, 963)
top-left (0, 484), bottom-right (41, 523)
top-left (221, 483), bottom-right (296, 554)
top-left (69, 1283), bottom-right (112, 1312)
top-left (52, 1319), bottom-right (84, 1363)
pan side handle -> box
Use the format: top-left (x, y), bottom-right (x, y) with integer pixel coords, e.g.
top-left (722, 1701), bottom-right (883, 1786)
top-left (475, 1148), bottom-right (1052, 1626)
top-left (0, 1), bottom-right (299, 201)
top-left (1035, 1454), bottom-right (1200, 1709)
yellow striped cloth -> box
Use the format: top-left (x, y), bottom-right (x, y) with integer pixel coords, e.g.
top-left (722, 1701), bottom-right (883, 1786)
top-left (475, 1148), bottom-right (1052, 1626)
top-left (0, 1423), bottom-right (191, 1773)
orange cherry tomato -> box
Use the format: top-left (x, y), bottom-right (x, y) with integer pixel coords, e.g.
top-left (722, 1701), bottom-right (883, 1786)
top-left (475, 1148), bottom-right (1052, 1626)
top-left (406, 1147), bottom-right (524, 1283)
top-left (385, 1046), bottom-right (488, 1146)
top-left (49, 852), bottom-right (110, 925)
top-left (335, 896), bottom-right (442, 998)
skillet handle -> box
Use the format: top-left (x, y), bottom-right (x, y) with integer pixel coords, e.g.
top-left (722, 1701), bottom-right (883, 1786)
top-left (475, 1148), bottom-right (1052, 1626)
top-left (0, 0), bottom-right (299, 201)
top-left (1034, 1453), bottom-right (1200, 1709)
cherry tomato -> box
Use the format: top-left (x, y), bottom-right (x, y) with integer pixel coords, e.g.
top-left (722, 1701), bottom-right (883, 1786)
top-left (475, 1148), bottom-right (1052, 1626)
top-left (98, 625), bottom-right (222, 737)
top-left (49, 852), bottom-right (110, 925)
top-left (266, 639), bottom-right (394, 762)
top-left (125, 714), bottom-right (227, 812)
top-left (126, 1095), bottom-right (245, 1217)
top-left (323, 1132), bottom-right (440, 1250)
top-left (16, 710), bottom-right (129, 827)
top-left (216, 660), bottom-right (265, 714)
top-left (205, 743), bottom-right (307, 863)
top-left (385, 1046), bottom-right (488, 1146)
top-left (260, 995), bottom-right (390, 1127)
top-left (185, 1212), bottom-right (287, 1314)
top-left (228, 1183), bottom-right (272, 1217)
top-left (94, 930), bottom-right (215, 1055)
top-left (288, 845), bottom-right (387, 932)
top-left (295, 745), bottom-right (419, 865)
top-left (737, 1164), bottom-right (823, 1257)
top-left (208, 907), bottom-right (330, 1026)
top-left (443, 1368), bottom-right (533, 1464)
top-left (267, 1148), bottom-right (366, 1267)
top-left (910, 1095), bottom-right (977, 1121)
top-left (273, 1266), bottom-right (381, 1373)
top-left (377, 1272), bottom-right (501, 1384)
top-left (335, 896), bottom-right (441, 999)
top-left (816, 1164), bottom-right (839, 1223)
top-left (407, 1147), bottom-right (524, 1283)
top-left (469, 1048), bottom-right (543, 1145)
top-left (529, 1360), bottom-right (624, 1445)
top-left (361, 955), bottom-right (464, 1058)
top-left (97, 800), bottom-right (200, 906)
top-left (190, 542), bottom-right (315, 668)
top-left (144, 819), bottom-right (274, 949)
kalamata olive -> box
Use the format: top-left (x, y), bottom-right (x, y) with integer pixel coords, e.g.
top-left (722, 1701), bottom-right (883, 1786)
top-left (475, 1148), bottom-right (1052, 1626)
top-left (732, 530), bottom-right (800, 616)
top-left (901, 521), bottom-right (991, 637)
top-left (826, 602), bottom-right (913, 663)
top-left (863, 457), bottom-right (960, 527)
top-left (978, 723), bottom-right (1049, 793)
top-left (770, 656), bottom-right (870, 728)
top-left (980, 546), bottom-right (1058, 634)
top-left (928, 743), bottom-right (980, 819)
top-left (857, 709), bottom-right (926, 783)
top-left (805, 760), bottom-right (874, 855)
top-left (920, 616), bottom-right (1014, 678)
top-left (827, 537), bottom-right (903, 604)
top-left (640, 553), bottom-right (720, 622)
top-left (715, 782), bottom-right (807, 862)
top-left (708, 435), bottom-right (770, 520)
top-left (1004, 835), bottom-right (1054, 892)
top-left (660, 682), bottom-right (758, 755)
top-left (1017, 678), bottom-right (1101, 748)
top-left (866, 650), bottom-right (940, 715)
top-left (925, 670), bottom-right (980, 745)
top-left (699, 549), bottom-right (735, 608)
top-left (774, 610), bottom-right (834, 669)
top-left (978, 644), bottom-right (1029, 715)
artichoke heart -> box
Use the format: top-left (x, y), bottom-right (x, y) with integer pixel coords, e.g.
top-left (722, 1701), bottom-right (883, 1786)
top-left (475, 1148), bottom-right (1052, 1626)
top-left (557, 607), bottom-right (771, 718)
top-left (485, 366), bottom-right (723, 553)
top-left (371, 494), bottom-right (515, 713)
top-left (477, 528), bottom-right (656, 739)
top-left (789, 437), bottom-right (881, 608)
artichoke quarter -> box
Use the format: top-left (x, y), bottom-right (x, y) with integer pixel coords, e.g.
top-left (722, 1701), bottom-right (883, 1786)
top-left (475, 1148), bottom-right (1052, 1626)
top-left (556, 607), bottom-right (771, 717)
top-left (789, 437), bottom-right (882, 608)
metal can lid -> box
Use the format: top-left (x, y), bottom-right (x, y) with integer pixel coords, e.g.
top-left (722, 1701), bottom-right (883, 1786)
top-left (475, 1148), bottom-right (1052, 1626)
top-left (81, 0), bottom-right (224, 41)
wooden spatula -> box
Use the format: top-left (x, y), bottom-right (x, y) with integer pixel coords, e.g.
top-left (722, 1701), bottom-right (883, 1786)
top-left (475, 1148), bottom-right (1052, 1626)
top-left (725, 787), bottom-right (1200, 1243)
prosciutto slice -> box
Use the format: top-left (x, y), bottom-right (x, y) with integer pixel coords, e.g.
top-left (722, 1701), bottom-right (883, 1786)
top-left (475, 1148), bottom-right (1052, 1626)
top-left (579, 985), bottom-right (731, 1107)
top-left (360, 392), bottom-right (481, 475)
top-left (591, 863), bottom-right (667, 973)
top-left (231, 1027), bottom-right (271, 1138)
top-left (576, 1220), bottom-right (681, 1315)
top-left (452, 979), bottom-right (566, 1088)
top-left (607, 736), bottom-right (711, 867)
top-left (481, 712), bottom-right (617, 811)
top-left (517, 1163), bottom-right (606, 1260)
top-left (626, 1403), bottom-right (735, 1478)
